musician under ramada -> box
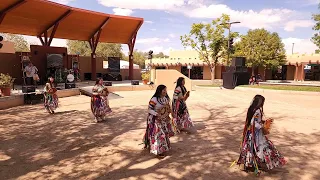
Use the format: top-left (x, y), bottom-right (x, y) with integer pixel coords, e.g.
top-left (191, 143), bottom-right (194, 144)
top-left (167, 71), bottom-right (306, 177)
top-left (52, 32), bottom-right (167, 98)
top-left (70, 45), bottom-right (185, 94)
top-left (237, 95), bottom-right (286, 175)
top-left (44, 76), bottom-right (58, 114)
top-left (91, 78), bottom-right (112, 122)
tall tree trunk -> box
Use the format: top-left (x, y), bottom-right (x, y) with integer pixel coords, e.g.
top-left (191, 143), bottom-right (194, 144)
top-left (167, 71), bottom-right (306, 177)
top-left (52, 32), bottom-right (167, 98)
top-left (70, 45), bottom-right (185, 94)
top-left (210, 64), bottom-right (216, 83)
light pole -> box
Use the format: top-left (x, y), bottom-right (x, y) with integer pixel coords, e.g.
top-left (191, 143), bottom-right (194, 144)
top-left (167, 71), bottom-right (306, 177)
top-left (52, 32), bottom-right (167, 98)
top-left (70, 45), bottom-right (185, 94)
top-left (221, 21), bottom-right (241, 62)
top-left (292, 43), bottom-right (295, 55)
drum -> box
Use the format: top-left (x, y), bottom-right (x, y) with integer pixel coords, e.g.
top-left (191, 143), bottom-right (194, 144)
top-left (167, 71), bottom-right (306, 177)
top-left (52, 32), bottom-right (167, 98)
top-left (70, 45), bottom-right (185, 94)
top-left (158, 104), bottom-right (171, 120)
top-left (263, 118), bottom-right (273, 135)
top-left (33, 74), bottom-right (40, 81)
top-left (48, 88), bottom-right (57, 94)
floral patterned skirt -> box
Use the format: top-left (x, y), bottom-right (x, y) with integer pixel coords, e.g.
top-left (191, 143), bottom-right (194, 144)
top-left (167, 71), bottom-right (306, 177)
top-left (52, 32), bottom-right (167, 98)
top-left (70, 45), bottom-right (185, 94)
top-left (237, 130), bottom-right (286, 174)
top-left (172, 100), bottom-right (194, 130)
top-left (91, 95), bottom-right (112, 118)
top-left (143, 114), bottom-right (172, 155)
top-left (44, 93), bottom-right (58, 110)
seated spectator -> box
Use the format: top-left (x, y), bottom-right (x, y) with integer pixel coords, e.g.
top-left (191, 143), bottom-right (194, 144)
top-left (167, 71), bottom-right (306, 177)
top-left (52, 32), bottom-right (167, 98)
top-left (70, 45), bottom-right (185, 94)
top-left (249, 76), bottom-right (256, 85)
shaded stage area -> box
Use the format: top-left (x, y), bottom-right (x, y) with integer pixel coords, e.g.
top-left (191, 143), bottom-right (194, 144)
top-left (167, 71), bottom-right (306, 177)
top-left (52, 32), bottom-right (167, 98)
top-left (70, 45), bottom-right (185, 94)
top-left (0, 90), bottom-right (320, 179)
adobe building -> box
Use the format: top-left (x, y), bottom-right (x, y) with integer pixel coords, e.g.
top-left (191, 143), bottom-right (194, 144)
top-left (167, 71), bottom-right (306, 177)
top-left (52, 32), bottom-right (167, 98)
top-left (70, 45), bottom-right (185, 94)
top-left (145, 50), bottom-right (320, 82)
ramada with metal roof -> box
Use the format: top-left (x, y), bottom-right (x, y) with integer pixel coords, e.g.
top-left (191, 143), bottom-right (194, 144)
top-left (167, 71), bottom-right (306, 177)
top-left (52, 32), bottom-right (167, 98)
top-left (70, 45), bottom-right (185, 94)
top-left (0, 0), bottom-right (144, 80)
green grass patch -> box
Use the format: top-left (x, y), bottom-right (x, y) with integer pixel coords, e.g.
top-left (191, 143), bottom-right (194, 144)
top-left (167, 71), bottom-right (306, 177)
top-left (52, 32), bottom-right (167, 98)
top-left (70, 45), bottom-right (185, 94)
top-left (240, 85), bottom-right (320, 92)
top-left (198, 84), bottom-right (222, 87)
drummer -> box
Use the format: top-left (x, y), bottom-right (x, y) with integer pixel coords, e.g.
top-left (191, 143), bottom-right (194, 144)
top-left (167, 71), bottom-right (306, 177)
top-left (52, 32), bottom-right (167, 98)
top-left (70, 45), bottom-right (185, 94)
top-left (44, 76), bottom-right (59, 114)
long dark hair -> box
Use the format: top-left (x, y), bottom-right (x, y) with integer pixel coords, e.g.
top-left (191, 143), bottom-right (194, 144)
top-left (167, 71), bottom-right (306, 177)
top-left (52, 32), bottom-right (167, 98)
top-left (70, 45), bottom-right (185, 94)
top-left (95, 78), bottom-right (102, 85)
top-left (245, 95), bottom-right (265, 128)
top-left (47, 76), bottom-right (54, 88)
top-left (152, 84), bottom-right (170, 104)
top-left (176, 77), bottom-right (187, 95)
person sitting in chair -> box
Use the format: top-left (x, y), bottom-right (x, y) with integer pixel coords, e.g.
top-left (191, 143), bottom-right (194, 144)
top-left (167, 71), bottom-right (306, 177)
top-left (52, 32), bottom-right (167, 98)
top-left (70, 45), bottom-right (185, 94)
top-left (24, 62), bottom-right (38, 86)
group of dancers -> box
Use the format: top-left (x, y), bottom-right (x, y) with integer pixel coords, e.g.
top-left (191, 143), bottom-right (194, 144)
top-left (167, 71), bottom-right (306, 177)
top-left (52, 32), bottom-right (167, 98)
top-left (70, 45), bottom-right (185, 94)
top-left (42, 76), bottom-right (286, 176)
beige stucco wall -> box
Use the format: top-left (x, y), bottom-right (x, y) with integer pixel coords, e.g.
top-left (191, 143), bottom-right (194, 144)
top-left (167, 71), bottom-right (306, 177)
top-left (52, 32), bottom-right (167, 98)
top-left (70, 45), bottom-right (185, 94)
top-left (154, 69), bottom-right (193, 91)
top-left (0, 41), bottom-right (15, 53)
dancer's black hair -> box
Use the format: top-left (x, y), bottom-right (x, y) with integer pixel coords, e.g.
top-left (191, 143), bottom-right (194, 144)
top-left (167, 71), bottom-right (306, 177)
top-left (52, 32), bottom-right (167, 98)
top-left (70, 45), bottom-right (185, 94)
top-left (152, 84), bottom-right (170, 104)
top-left (175, 77), bottom-right (187, 95)
top-left (245, 95), bottom-right (265, 128)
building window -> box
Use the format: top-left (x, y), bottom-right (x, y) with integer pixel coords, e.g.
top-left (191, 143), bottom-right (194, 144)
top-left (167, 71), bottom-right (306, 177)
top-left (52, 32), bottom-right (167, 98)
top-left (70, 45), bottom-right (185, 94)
top-left (189, 58), bottom-right (191, 60)
top-left (170, 58), bottom-right (173, 60)
top-left (178, 58), bottom-right (180, 60)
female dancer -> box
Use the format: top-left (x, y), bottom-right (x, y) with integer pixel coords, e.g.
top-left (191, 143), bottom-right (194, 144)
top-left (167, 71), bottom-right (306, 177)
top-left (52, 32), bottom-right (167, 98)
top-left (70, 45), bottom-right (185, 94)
top-left (91, 78), bottom-right (112, 122)
top-left (44, 76), bottom-right (58, 114)
top-left (143, 85), bottom-right (176, 158)
top-left (172, 77), bottom-right (194, 132)
top-left (237, 95), bottom-right (286, 175)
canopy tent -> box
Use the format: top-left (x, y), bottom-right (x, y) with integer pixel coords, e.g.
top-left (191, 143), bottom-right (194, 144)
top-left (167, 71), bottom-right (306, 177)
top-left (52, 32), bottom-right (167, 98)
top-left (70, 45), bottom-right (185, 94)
top-left (0, 0), bottom-right (143, 80)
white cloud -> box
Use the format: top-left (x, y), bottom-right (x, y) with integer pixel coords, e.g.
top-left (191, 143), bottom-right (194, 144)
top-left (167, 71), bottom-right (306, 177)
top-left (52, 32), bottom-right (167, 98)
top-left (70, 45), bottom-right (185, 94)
top-left (169, 33), bottom-right (176, 38)
top-left (112, 8), bottom-right (134, 16)
top-left (97, 0), bottom-right (185, 10)
top-left (144, 46), bottom-right (174, 55)
top-left (136, 37), bottom-right (170, 44)
top-left (48, 0), bottom-right (75, 5)
top-left (284, 20), bottom-right (314, 31)
top-left (282, 37), bottom-right (318, 54)
top-left (150, 28), bottom-right (156, 31)
top-left (186, 5), bottom-right (295, 29)
top-left (145, 21), bottom-right (154, 24)
top-left (98, 0), bottom-right (312, 31)
top-left (23, 35), bottom-right (67, 47)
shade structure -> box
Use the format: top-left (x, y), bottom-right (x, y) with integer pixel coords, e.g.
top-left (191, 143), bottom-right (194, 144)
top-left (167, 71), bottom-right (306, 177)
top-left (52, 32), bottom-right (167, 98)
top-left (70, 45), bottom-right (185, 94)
top-left (0, 0), bottom-right (144, 80)
top-left (0, 0), bottom-right (143, 44)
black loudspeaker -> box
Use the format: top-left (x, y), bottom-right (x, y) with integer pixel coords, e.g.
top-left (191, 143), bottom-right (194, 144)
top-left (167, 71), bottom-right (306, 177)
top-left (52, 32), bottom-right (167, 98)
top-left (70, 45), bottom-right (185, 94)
top-left (104, 81), bottom-right (112, 86)
top-left (232, 57), bottom-right (246, 66)
top-left (34, 51), bottom-right (38, 55)
top-left (22, 86), bottom-right (36, 93)
top-left (131, 80), bottom-right (139, 85)
top-left (222, 72), bottom-right (250, 89)
top-left (65, 83), bottom-right (76, 89)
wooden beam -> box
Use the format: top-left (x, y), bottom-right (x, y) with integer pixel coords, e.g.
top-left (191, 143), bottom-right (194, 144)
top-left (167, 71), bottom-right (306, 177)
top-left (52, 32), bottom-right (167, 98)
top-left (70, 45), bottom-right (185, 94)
top-left (39, 10), bottom-right (72, 37)
top-left (0, 0), bottom-right (26, 25)
top-left (38, 36), bottom-right (45, 46)
top-left (89, 17), bottom-right (110, 40)
top-left (128, 21), bottom-right (143, 44)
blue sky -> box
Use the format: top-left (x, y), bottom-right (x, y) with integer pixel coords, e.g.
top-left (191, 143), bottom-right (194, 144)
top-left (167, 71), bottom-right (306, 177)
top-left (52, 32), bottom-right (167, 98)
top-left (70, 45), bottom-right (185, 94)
top-left (39, 0), bottom-right (319, 55)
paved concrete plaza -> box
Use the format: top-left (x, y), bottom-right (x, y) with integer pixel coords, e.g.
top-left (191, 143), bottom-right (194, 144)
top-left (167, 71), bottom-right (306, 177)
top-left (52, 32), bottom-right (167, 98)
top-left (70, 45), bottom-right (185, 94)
top-left (0, 89), bottom-right (319, 180)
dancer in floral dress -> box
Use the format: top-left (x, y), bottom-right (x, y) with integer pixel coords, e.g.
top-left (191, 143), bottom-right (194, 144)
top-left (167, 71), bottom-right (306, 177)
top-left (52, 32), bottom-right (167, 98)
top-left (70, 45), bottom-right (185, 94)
top-left (91, 78), bottom-right (112, 122)
top-left (44, 77), bottom-right (58, 114)
top-left (237, 95), bottom-right (286, 175)
top-left (143, 85), bottom-right (177, 158)
top-left (172, 77), bottom-right (194, 132)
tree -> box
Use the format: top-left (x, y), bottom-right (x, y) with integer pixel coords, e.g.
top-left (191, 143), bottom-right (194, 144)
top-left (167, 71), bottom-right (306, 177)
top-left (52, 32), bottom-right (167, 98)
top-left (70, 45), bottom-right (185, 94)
top-left (123, 50), bottom-right (147, 69)
top-left (311, 4), bottom-right (320, 49)
top-left (66, 40), bottom-right (123, 60)
top-left (180, 14), bottom-right (237, 81)
top-left (234, 29), bottom-right (286, 71)
top-left (154, 52), bottom-right (169, 58)
top-left (0, 33), bottom-right (30, 52)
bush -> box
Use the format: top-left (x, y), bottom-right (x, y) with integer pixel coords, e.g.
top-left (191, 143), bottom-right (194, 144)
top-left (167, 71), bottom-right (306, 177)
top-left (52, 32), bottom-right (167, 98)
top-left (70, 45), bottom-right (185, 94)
top-left (0, 73), bottom-right (15, 88)
top-left (141, 72), bottom-right (150, 80)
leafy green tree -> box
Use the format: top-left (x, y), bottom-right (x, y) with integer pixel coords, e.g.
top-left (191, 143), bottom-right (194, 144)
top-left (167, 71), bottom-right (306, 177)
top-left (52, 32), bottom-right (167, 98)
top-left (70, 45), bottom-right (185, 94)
top-left (234, 29), bottom-right (286, 71)
top-left (0, 33), bottom-right (30, 52)
top-left (180, 14), bottom-right (237, 80)
top-left (154, 52), bottom-right (169, 58)
top-left (311, 4), bottom-right (320, 49)
top-left (66, 40), bottom-right (123, 60)
top-left (123, 50), bottom-right (147, 69)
